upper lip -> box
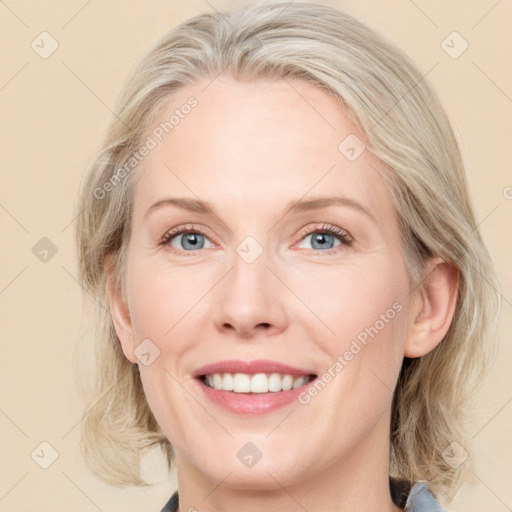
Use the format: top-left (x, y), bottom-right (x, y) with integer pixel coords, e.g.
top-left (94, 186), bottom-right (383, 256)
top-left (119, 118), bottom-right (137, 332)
top-left (193, 359), bottom-right (317, 378)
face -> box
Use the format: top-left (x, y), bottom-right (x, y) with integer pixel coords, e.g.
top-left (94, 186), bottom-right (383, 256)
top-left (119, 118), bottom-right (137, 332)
top-left (112, 74), bottom-right (416, 490)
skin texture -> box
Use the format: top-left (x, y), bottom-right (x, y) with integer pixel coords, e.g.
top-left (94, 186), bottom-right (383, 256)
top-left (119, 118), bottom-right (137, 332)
top-left (106, 74), bottom-right (459, 512)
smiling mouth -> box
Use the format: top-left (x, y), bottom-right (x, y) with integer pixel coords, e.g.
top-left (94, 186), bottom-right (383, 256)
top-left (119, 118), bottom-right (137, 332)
top-left (199, 372), bottom-right (317, 393)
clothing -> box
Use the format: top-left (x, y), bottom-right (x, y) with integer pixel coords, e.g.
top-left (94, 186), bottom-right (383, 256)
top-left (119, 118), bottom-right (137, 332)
top-left (160, 476), bottom-right (445, 511)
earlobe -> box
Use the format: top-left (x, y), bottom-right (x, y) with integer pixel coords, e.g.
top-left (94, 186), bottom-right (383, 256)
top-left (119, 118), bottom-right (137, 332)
top-left (104, 253), bottom-right (137, 364)
top-left (404, 257), bottom-right (459, 358)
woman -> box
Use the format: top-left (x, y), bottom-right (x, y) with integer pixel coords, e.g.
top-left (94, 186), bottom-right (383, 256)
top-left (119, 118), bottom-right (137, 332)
top-left (75, 3), bottom-right (500, 511)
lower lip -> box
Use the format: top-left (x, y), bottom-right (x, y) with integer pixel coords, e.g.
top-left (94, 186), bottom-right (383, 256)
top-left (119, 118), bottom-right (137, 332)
top-left (196, 377), bottom-right (315, 416)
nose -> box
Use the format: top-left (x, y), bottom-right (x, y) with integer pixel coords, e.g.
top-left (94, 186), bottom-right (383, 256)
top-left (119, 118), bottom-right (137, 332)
top-left (213, 247), bottom-right (288, 340)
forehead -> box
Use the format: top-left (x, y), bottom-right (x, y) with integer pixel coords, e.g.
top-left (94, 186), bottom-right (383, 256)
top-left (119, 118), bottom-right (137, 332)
top-left (131, 74), bottom-right (396, 232)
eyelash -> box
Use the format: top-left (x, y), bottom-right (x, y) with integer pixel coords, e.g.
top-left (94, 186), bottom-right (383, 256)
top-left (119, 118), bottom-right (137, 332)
top-left (295, 224), bottom-right (352, 255)
top-left (159, 223), bottom-right (353, 256)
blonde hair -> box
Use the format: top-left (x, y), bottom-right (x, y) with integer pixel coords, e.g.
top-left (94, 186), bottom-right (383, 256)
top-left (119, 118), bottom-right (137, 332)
top-left (74, 1), bottom-right (501, 506)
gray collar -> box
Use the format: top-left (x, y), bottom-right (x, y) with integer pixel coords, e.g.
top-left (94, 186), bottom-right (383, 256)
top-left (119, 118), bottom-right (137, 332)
top-left (404, 481), bottom-right (445, 511)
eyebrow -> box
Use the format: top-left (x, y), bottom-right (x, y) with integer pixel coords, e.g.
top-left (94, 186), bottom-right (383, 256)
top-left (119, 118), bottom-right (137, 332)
top-left (145, 195), bottom-right (377, 225)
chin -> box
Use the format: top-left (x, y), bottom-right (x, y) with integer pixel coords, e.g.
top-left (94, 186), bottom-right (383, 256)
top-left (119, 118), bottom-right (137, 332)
top-left (199, 454), bottom-right (311, 491)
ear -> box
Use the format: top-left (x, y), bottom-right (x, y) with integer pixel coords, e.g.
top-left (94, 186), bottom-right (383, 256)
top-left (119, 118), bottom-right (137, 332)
top-left (104, 253), bottom-right (137, 364)
top-left (404, 256), bottom-right (459, 358)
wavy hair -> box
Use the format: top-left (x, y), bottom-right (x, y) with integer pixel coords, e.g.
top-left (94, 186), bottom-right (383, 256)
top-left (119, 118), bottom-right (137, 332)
top-left (74, 2), bottom-right (501, 506)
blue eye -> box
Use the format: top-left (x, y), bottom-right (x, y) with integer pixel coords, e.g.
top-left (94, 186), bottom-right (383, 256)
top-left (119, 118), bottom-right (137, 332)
top-left (297, 225), bottom-right (352, 254)
top-left (161, 228), bottom-right (214, 252)
top-left (160, 223), bottom-right (352, 256)
top-left (304, 232), bottom-right (339, 250)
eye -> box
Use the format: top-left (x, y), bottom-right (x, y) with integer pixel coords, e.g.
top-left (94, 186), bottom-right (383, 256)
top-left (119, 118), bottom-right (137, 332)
top-left (295, 224), bottom-right (352, 255)
top-left (160, 224), bottom-right (215, 254)
top-left (160, 223), bottom-right (352, 256)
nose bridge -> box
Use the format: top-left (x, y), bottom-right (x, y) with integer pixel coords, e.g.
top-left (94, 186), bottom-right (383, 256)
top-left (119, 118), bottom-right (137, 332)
top-left (213, 233), bottom-right (287, 336)
top-left (228, 234), bottom-right (275, 309)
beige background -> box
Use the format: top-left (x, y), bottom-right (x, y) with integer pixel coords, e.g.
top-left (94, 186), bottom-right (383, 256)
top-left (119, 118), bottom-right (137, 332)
top-left (0, 0), bottom-right (511, 510)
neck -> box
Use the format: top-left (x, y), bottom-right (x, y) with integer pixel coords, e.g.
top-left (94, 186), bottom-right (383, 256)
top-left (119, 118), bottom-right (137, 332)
top-left (173, 412), bottom-right (403, 512)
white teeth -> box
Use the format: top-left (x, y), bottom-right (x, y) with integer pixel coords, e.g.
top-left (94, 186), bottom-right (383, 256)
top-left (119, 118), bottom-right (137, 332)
top-left (282, 374), bottom-right (293, 391)
top-left (213, 373), bottom-right (223, 389)
top-left (250, 373), bottom-right (268, 393)
top-left (268, 373), bottom-right (282, 392)
top-left (293, 376), bottom-right (307, 389)
top-left (204, 372), bottom-right (311, 393)
top-left (222, 372), bottom-right (234, 391)
top-left (233, 373), bottom-right (251, 392)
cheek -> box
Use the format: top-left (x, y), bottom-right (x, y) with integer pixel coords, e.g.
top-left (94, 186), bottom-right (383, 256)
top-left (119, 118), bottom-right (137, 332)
top-left (295, 274), bottom-right (407, 449)
top-left (299, 258), bottom-right (408, 391)
top-left (126, 260), bottom-right (203, 343)
top-left (136, 364), bottom-right (190, 443)
top-left (292, 256), bottom-right (407, 341)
